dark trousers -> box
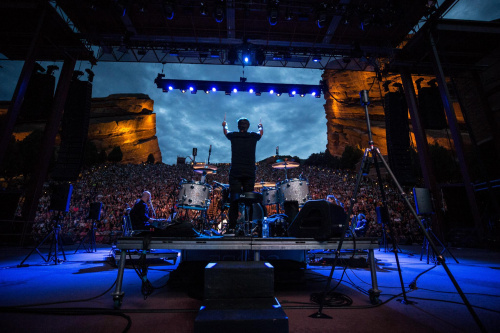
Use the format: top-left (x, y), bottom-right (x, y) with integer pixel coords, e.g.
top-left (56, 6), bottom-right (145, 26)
top-left (228, 175), bottom-right (255, 229)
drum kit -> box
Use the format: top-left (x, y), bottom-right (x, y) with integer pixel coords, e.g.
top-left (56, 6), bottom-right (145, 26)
top-left (174, 158), bottom-right (311, 236)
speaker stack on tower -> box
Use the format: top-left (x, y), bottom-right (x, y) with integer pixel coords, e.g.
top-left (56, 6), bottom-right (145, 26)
top-left (52, 78), bottom-right (92, 181)
top-left (384, 91), bottom-right (415, 185)
top-left (19, 68), bottom-right (55, 121)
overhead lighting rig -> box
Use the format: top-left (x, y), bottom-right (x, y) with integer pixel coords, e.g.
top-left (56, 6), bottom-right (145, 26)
top-left (154, 73), bottom-right (323, 98)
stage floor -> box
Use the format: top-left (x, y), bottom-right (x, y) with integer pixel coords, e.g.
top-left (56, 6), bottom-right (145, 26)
top-left (0, 243), bottom-right (498, 333)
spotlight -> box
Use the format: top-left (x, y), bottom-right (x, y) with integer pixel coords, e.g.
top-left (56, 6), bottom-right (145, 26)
top-left (189, 87), bottom-right (197, 94)
top-left (249, 88), bottom-right (254, 93)
top-left (214, 3), bottom-right (224, 23)
top-left (200, 2), bottom-right (208, 16)
top-left (163, 1), bottom-right (174, 20)
top-left (276, 92), bottom-right (281, 97)
top-left (189, 87), bottom-right (194, 92)
top-left (211, 87), bottom-right (217, 92)
top-left (269, 89), bottom-right (274, 94)
top-left (233, 88), bottom-right (238, 93)
top-left (168, 86), bottom-right (174, 91)
top-left (289, 90), bottom-right (296, 97)
top-left (312, 55), bottom-right (322, 62)
top-left (268, 1), bottom-right (278, 25)
top-left (181, 89), bottom-right (186, 93)
top-left (169, 49), bottom-right (179, 56)
top-left (210, 50), bottom-right (220, 58)
top-left (311, 91), bottom-right (317, 96)
top-left (205, 89), bottom-right (210, 94)
top-left (300, 93), bottom-right (305, 97)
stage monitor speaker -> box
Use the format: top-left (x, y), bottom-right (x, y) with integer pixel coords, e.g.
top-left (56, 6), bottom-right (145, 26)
top-left (89, 202), bottom-right (102, 220)
top-left (418, 86), bottom-right (447, 130)
top-left (49, 184), bottom-right (73, 212)
top-left (413, 187), bottom-right (433, 215)
top-left (287, 200), bottom-right (346, 241)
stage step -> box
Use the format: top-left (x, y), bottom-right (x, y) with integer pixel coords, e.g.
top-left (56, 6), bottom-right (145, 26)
top-left (194, 298), bottom-right (289, 333)
top-left (204, 261), bottom-right (274, 299)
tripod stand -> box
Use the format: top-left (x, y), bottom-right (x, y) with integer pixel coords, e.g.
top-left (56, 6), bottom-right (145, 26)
top-left (312, 90), bottom-right (484, 332)
top-left (420, 216), bottom-right (459, 265)
top-left (18, 214), bottom-right (67, 266)
top-left (74, 220), bottom-right (97, 253)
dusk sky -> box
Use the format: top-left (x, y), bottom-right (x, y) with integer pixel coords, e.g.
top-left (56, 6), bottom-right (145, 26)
top-left (0, 0), bottom-right (498, 165)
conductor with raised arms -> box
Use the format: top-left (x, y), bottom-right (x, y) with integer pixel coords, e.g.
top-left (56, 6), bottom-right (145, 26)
top-left (222, 115), bottom-right (263, 232)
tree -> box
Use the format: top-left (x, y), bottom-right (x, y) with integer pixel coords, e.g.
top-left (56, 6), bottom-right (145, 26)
top-left (107, 146), bottom-right (123, 163)
top-left (147, 153), bottom-right (155, 164)
top-left (340, 145), bottom-right (363, 170)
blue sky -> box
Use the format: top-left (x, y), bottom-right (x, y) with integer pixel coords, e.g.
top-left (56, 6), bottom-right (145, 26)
top-left (0, 1), bottom-right (497, 165)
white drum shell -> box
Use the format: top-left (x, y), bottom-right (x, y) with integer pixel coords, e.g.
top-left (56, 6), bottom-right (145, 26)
top-left (277, 178), bottom-right (310, 206)
top-left (177, 181), bottom-right (211, 209)
top-left (262, 188), bottom-right (279, 205)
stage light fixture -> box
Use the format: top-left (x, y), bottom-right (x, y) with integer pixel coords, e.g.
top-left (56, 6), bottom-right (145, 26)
top-left (290, 90), bottom-right (296, 96)
top-left (163, 2), bottom-right (174, 20)
top-left (212, 87), bottom-right (217, 92)
top-left (255, 91), bottom-right (261, 96)
top-left (276, 92), bottom-right (281, 97)
top-left (168, 86), bottom-right (174, 91)
top-left (205, 89), bottom-right (210, 94)
top-left (200, 2), bottom-right (208, 16)
top-left (181, 89), bottom-right (186, 93)
top-left (210, 50), bottom-right (220, 58)
top-left (269, 89), bottom-right (274, 94)
top-left (169, 49), bottom-right (179, 56)
top-left (268, 1), bottom-right (278, 25)
top-left (225, 90), bottom-right (231, 96)
top-left (214, 4), bottom-right (224, 23)
top-left (300, 93), bottom-right (305, 97)
top-left (312, 55), bottom-right (322, 62)
top-left (233, 88), bottom-right (238, 93)
top-left (311, 91), bottom-right (317, 96)
top-left (249, 88), bottom-right (254, 93)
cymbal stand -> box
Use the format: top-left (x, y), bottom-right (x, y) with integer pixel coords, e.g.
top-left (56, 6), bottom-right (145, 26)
top-left (19, 213), bottom-right (67, 266)
top-left (420, 215), bottom-right (459, 265)
top-left (74, 220), bottom-right (97, 253)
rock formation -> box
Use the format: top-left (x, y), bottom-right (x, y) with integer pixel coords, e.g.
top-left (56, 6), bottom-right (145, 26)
top-left (322, 70), bottom-right (469, 157)
top-left (0, 93), bottom-right (162, 164)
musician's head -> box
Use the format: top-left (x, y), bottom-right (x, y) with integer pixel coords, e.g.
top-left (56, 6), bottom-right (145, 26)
top-left (141, 191), bottom-right (151, 202)
top-left (237, 117), bottom-right (250, 132)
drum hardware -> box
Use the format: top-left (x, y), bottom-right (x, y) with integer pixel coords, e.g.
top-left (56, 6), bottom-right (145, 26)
top-left (272, 159), bottom-right (299, 180)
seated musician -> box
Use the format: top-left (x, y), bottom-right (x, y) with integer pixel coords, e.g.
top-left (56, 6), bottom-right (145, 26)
top-left (129, 191), bottom-right (167, 235)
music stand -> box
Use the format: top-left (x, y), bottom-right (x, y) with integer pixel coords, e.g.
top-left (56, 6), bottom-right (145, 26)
top-left (75, 202), bottom-right (102, 253)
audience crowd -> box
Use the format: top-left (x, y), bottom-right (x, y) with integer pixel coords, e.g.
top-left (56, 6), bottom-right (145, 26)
top-left (31, 162), bottom-right (422, 245)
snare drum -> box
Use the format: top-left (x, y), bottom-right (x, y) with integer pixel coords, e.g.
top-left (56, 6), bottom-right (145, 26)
top-left (277, 178), bottom-right (310, 207)
top-left (262, 187), bottom-right (279, 205)
top-left (177, 181), bottom-right (211, 210)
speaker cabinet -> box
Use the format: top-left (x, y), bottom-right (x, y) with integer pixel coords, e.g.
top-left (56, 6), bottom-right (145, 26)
top-left (49, 184), bottom-right (73, 212)
top-left (287, 200), bottom-right (347, 241)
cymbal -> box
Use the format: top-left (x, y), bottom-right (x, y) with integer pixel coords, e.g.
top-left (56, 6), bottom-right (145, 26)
top-left (272, 161), bottom-right (300, 169)
top-left (254, 181), bottom-right (276, 188)
top-left (193, 163), bottom-right (217, 171)
top-left (193, 169), bottom-right (216, 174)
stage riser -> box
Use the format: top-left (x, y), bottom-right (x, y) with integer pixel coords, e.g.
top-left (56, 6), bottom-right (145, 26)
top-left (181, 249), bottom-right (306, 262)
top-left (205, 261), bottom-right (274, 300)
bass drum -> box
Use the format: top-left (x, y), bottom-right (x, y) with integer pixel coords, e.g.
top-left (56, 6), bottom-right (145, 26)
top-left (262, 187), bottom-right (279, 205)
top-left (177, 181), bottom-right (211, 210)
top-left (277, 178), bottom-right (310, 207)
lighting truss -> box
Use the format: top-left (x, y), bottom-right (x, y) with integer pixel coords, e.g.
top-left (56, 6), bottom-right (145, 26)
top-left (154, 74), bottom-right (323, 98)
